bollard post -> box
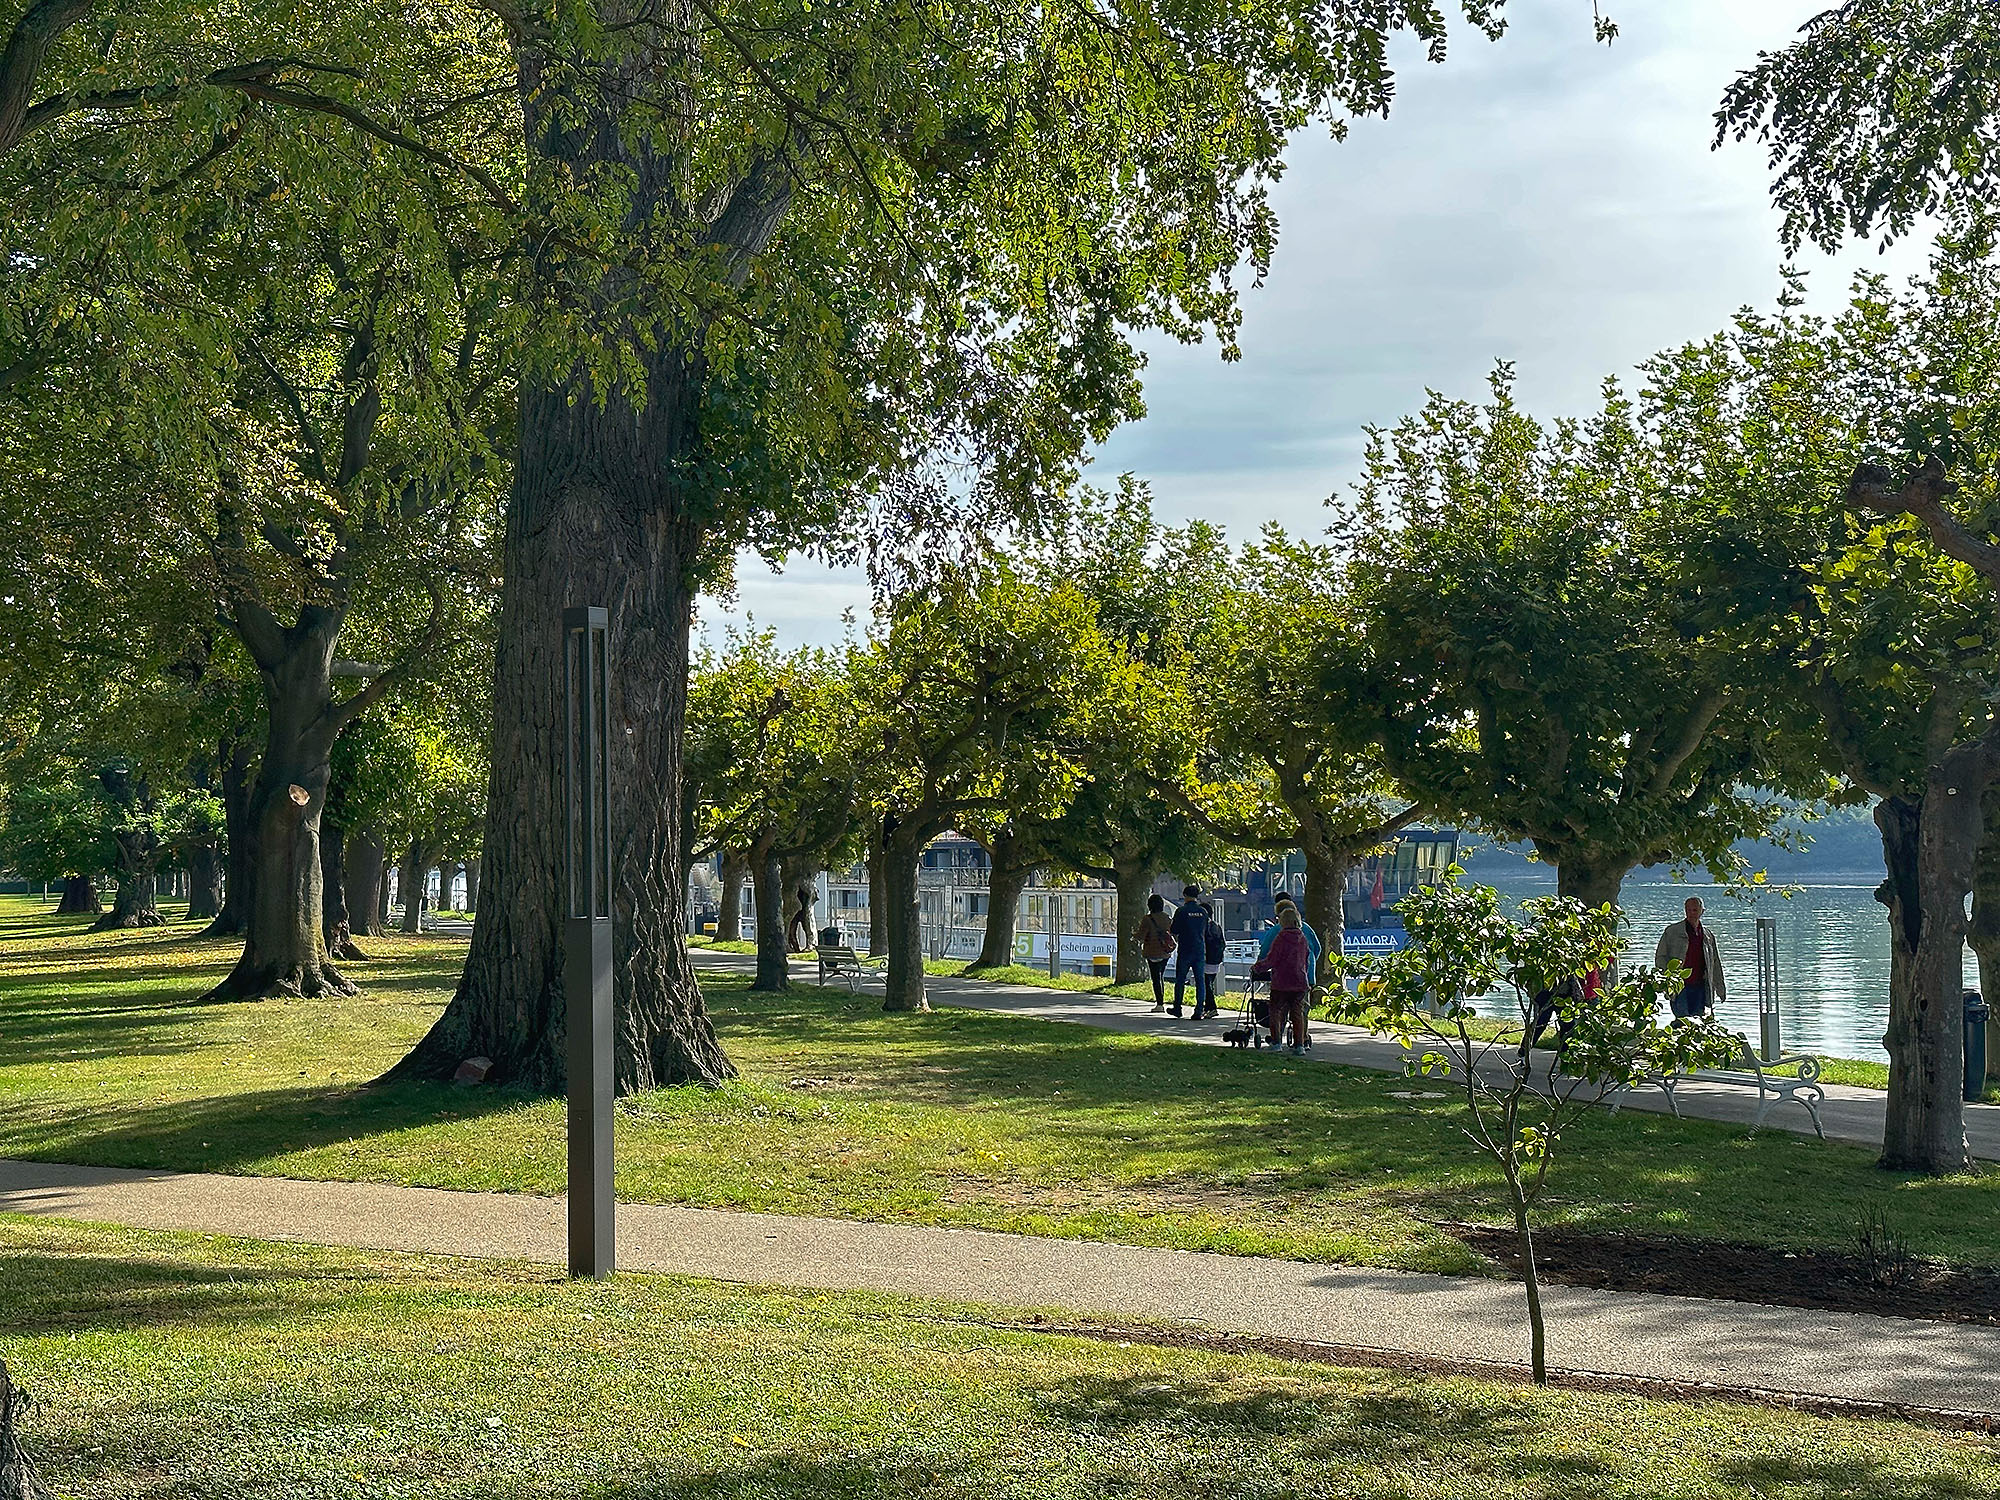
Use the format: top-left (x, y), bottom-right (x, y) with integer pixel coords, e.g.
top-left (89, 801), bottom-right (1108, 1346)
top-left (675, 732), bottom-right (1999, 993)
top-left (563, 606), bottom-right (615, 1279)
top-left (1755, 916), bottom-right (1781, 1061)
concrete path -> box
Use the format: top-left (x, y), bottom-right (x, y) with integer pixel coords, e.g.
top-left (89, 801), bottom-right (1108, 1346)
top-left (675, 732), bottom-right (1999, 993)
top-left (4, 1156), bottom-right (1997, 1414)
top-left (694, 950), bottom-right (2000, 1162)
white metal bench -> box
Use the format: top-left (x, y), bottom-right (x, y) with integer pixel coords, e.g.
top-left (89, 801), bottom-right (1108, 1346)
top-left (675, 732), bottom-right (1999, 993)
top-left (1613, 1034), bottom-right (1826, 1138)
top-left (816, 944), bottom-right (887, 993)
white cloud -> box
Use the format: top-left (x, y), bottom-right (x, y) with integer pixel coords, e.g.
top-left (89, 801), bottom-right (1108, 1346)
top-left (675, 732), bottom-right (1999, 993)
top-left (715, 1), bottom-right (1934, 648)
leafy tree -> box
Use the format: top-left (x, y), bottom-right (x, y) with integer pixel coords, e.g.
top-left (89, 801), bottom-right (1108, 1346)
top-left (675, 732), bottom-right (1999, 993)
top-left (0, 766), bottom-right (110, 912)
top-left (1717, 0), bottom-right (2000, 254)
top-left (1337, 874), bottom-right (1730, 1385)
top-left (690, 630), bottom-right (863, 994)
top-left (408, 0), bottom-right (1593, 1091)
top-left (860, 572), bottom-right (1130, 1012)
top-left (1167, 528), bottom-right (1422, 977)
top-left (1349, 366), bottom-right (1814, 910)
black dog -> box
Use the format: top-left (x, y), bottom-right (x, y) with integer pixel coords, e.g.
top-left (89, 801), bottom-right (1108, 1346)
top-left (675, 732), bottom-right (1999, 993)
top-left (1222, 1027), bottom-right (1254, 1049)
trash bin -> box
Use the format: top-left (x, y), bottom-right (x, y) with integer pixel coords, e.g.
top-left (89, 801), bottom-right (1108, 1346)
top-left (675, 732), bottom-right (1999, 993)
top-left (1965, 990), bottom-right (1990, 1103)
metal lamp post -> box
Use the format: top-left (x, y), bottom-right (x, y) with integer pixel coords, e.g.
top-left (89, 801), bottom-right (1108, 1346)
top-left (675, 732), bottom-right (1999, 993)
top-left (563, 606), bottom-right (615, 1279)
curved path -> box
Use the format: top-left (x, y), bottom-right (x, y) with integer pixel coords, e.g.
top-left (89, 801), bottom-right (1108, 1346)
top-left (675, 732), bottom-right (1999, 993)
top-left (3, 1156), bottom-right (1996, 1417)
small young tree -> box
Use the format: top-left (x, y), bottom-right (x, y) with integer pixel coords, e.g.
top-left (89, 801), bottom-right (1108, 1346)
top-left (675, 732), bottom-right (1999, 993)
top-left (1336, 874), bottom-right (1732, 1385)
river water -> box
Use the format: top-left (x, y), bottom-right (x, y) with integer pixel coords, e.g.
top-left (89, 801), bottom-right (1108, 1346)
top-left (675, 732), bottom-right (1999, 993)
top-left (1470, 877), bottom-right (1964, 1064)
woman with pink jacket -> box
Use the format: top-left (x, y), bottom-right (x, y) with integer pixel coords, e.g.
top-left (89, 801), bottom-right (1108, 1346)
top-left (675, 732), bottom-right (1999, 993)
top-left (1265, 906), bottom-right (1312, 1054)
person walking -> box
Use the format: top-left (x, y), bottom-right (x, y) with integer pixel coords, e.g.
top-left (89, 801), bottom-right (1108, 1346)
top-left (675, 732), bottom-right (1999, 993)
top-left (1265, 906), bottom-right (1312, 1053)
top-left (1654, 895), bottom-right (1725, 1021)
top-left (1258, 892), bottom-right (1322, 984)
top-left (1134, 893), bottom-right (1177, 1012)
top-left (1199, 905), bottom-right (1225, 1020)
top-left (1168, 884), bottom-right (1211, 1020)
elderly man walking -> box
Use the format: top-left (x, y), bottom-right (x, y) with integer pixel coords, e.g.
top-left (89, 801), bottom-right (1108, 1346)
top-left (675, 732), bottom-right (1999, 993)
top-left (1655, 895), bottom-right (1725, 1021)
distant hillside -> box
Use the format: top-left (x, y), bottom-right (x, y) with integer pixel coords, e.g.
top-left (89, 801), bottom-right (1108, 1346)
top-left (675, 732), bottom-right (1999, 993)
top-left (1453, 802), bottom-right (1886, 887)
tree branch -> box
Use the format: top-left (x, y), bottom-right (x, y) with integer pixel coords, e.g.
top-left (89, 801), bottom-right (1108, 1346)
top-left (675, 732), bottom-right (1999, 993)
top-left (1847, 457), bottom-right (2000, 579)
top-left (326, 585), bottom-right (448, 730)
top-left (0, 0), bottom-right (95, 157)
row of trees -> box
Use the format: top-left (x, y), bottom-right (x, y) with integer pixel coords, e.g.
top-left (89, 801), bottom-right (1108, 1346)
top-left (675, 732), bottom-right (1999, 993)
top-left (680, 217), bottom-right (2000, 1176)
top-left (1, 0), bottom-right (1995, 1177)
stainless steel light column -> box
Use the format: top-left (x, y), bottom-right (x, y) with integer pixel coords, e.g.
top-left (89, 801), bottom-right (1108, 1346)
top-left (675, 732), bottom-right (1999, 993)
top-left (563, 606), bottom-right (614, 1278)
top-left (1755, 915), bottom-right (1780, 1061)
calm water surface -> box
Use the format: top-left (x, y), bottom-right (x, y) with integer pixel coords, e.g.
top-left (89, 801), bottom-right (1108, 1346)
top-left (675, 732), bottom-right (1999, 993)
top-left (1473, 878), bottom-right (1958, 1064)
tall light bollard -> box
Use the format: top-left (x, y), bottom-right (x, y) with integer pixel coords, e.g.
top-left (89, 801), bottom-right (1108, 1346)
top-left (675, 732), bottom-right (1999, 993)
top-left (1755, 915), bottom-right (1781, 1062)
top-left (563, 606), bottom-right (615, 1279)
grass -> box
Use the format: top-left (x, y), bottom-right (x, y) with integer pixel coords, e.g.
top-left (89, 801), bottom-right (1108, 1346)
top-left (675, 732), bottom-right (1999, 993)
top-left (2, 895), bottom-right (1996, 1276)
top-left (3, 1215), bottom-right (1995, 1499)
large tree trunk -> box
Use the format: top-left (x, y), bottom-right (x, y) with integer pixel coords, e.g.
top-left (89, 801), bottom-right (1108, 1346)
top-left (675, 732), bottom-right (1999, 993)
top-left (867, 832), bottom-right (889, 955)
top-left (1299, 840), bottom-right (1348, 988)
top-left (320, 819), bottom-right (366, 960)
top-left (201, 736), bottom-right (256, 939)
top-left (93, 766), bottom-right (164, 931)
top-left (1877, 774), bottom-right (1982, 1175)
top-left (751, 842), bottom-right (789, 991)
top-left (202, 620), bottom-right (355, 1003)
top-left (92, 857), bottom-right (161, 930)
top-left (53, 875), bottom-right (99, 915)
top-left (185, 840), bottom-right (222, 921)
top-left (387, 354), bottom-right (734, 1085)
top-left (1110, 854), bottom-right (1158, 986)
top-left (975, 856), bottom-right (1032, 969)
top-left (880, 822), bottom-right (930, 1012)
top-left (346, 830), bottom-right (387, 938)
top-left (464, 857), bottom-right (481, 912)
top-left (440, 861), bottom-right (461, 911)
top-left (398, 841), bottom-right (427, 934)
top-left (716, 849), bottom-right (748, 942)
top-left (1555, 853), bottom-right (1628, 913)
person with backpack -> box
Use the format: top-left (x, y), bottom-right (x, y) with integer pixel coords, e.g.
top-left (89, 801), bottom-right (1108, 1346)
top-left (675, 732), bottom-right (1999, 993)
top-left (1134, 892), bottom-right (1177, 1012)
top-left (1257, 892), bottom-right (1322, 981)
top-left (1199, 906), bottom-right (1225, 1020)
top-left (1167, 884), bottom-right (1211, 1020)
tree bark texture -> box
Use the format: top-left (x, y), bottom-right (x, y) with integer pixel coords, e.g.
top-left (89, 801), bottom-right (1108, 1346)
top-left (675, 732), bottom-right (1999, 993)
top-left (1111, 856), bottom-right (1158, 986)
top-left (880, 824), bottom-right (930, 1012)
top-left (53, 875), bottom-right (98, 915)
top-left (202, 609), bottom-right (359, 1001)
top-left (867, 835), bottom-right (889, 955)
top-left (464, 856), bottom-right (480, 912)
top-left (1554, 853), bottom-right (1629, 913)
top-left (92, 863), bottom-right (160, 930)
top-left (319, 819), bottom-right (366, 959)
top-left (716, 849), bottom-right (748, 942)
top-left (346, 830), bottom-right (387, 937)
top-left (185, 840), bottom-right (222, 921)
top-left (751, 844), bottom-right (789, 991)
top-left (202, 736), bottom-right (256, 939)
top-left (1876, 781), bottom-right (1979, 1175)
top-left (976, 856), bottom-right (1032, 969)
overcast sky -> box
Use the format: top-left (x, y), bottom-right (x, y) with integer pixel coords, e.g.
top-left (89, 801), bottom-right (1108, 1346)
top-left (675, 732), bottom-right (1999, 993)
top-left (706, 1), bottom-right (1929, 648)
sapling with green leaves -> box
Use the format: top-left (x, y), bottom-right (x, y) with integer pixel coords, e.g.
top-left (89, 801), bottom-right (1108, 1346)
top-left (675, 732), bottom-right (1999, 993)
top-left (1336, 873), bottom-right (1734, 1384)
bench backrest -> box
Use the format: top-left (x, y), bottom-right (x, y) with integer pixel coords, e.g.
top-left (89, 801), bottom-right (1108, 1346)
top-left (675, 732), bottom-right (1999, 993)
top-left (817, 945), bottom-right (862, 963)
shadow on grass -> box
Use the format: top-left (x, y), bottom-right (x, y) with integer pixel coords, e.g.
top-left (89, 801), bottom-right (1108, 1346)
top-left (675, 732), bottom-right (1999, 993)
top-left (0, 1080), bottom-right (537, 1176)
top-left (0, 1251), bottom-right (364, 1337)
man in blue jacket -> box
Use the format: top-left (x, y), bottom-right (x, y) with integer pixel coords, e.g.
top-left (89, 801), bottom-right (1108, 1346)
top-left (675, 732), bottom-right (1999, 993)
top-left (1167, 884), bottom-right (1211, 1020)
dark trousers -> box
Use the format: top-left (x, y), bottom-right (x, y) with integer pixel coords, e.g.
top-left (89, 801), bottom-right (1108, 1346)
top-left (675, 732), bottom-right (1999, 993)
top-left (1670, 980), bottom-right (1712, 1020)
top-left (1173, 952), bottom-right (1209, 1012)
top-left (1147, 958), bottom-right (1168, 1005)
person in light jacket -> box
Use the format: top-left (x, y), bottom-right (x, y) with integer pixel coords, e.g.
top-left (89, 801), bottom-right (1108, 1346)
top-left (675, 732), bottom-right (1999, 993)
top-left (1654, 895), bottom-right (1725, 1020)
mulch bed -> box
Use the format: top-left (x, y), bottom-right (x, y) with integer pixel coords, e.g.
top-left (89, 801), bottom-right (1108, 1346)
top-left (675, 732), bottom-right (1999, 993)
top-left (1447, 1222), bottom-right (2000, 1327)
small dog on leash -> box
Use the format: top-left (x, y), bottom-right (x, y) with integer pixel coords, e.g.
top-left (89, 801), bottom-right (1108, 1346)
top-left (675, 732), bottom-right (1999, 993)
top-left (1222, 1026), bottom-right (1255, 1049)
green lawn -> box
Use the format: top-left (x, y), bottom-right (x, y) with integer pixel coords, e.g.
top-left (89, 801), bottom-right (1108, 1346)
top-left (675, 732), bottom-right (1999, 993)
top-left (2, 1216), bottom-right (1993, 1499)
top-left (0, 895), bottom-right (1992, 1276)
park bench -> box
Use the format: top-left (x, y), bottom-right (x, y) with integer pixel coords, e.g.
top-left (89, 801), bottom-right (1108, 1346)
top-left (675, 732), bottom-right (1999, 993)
top-left (1611, 1034), bottom-right (1826, 1139)
top-left (816, 944), bottom-right (887, 993)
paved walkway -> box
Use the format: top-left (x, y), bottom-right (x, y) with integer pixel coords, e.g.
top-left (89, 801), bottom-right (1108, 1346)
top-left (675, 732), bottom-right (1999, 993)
top-left (696, 951), bottom-right (2000, 1161)
top-left (4, 1156), bottom-right (1997, 1414)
